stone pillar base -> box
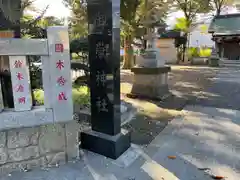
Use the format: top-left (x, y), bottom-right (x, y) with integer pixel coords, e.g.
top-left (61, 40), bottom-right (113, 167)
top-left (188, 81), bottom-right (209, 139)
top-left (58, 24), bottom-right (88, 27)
top-left (127, 66), bottom-right (171, 100)
top-left (80, 129), bottom-right (131, 159)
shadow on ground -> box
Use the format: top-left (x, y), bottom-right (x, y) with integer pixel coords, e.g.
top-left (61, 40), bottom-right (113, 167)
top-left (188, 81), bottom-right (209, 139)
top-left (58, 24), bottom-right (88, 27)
top-left (122, 96), bottom-right (182, 145)
top-left (140, 66), bottom-right (240, 179)
top-left (121, 66), bottom-right (240, 110)
top-left (171, 105), bottom-right (240, 179)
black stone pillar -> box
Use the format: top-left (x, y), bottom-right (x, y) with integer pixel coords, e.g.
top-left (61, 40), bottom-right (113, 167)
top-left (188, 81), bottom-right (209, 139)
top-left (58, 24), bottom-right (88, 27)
top-left (80, 0), bottom-right (131, 159)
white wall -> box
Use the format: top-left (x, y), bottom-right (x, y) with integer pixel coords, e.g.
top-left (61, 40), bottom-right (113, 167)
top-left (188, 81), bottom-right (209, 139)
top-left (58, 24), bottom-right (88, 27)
top-left (189, 23), bottom-right (215, 48)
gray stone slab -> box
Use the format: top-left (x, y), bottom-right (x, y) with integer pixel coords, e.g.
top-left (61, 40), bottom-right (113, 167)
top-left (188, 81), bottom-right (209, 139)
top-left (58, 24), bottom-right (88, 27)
top-left (0, 107), bottom-right (54, 131)
top-left (0, 39), bottom-right (48, 56)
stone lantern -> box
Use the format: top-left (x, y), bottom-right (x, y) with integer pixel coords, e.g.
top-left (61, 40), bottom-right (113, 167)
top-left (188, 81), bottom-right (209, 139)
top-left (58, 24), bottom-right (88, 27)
top-left (128, 10), bottom-right (171, 100)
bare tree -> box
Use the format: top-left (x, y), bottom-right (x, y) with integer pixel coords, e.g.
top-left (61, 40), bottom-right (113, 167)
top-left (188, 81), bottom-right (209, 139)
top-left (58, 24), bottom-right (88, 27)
top-left (0, 0), bottom-right (49, 37)
top-left (211, 0), bottom-right (234, 15)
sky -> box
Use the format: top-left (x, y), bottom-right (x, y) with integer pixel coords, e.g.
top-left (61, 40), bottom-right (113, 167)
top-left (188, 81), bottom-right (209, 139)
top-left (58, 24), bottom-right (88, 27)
top-left (33, 0), bottom-right (183, 27)
top-left (32, 0), bottom-right (239, 28)
top-left (33, 0), bottom-right (70, 17)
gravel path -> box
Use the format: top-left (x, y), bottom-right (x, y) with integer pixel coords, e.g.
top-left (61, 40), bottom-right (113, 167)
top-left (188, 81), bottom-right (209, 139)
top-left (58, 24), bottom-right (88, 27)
top-left (121, 65), bottom-right (218, 106)
top-left (194, 67), bottom-right (240, 110)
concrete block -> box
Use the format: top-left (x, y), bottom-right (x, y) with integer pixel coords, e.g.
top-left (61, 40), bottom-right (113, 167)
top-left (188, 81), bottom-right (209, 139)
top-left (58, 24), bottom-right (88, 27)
top-left (65, 121), bottom-right (81, 159)
top-left (39, 123), bottom-right (66, 154)
top-left (7, 127), bottom-right (39, 148)
top-left (0, 148), bottom-right (8, 165)
top-left (45, 152), bottom-right (66, 166)
top-left (0, 157), bottom-right (44, 175)
top-left (8, 146), bottom-right (39, 162)
top-left (0, 131), bottom-right (6, 148)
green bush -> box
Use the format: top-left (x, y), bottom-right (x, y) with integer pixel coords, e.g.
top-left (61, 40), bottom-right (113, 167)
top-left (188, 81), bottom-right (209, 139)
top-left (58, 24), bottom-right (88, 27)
top-left (71, 53), bottom-right (79, 60)
top-left (187, 47), bottom-right (212, 59)
top-left (33, 85), bottom-right (90, 106)
top-left (187, 47), bottom-right (199, 58)
top-left (33, 89), bottom-right (44, 105)
top-left (72, 85), bottom-right (90, 105)
top-left (199, 48), bottom-right (211, 57)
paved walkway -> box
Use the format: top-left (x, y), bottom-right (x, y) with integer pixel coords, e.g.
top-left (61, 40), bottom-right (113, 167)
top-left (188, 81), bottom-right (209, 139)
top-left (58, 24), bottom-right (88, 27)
top-left (2, 66), bottom-right (240, 179)
top-left (4, 105), bottom-right (240, 180)
top-left (196, 67), bottom-right (240, 110)
top-left (0, 111), bottom-right (212, 180)
top-left (150, 105), bottom-right (240, 180)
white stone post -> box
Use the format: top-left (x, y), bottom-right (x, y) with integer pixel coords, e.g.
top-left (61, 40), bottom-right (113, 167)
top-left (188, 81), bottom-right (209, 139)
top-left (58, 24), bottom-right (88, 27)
top-left (45, 26), bottom-right (73, 122)
top-left (0, 56), bottom-right (4, 111)
top-left (0, 83), bottom-right (4, 112)
top-left (9, 56), bottom-right (32, 111)
top-left (154, 27), bottom-right (165, 67)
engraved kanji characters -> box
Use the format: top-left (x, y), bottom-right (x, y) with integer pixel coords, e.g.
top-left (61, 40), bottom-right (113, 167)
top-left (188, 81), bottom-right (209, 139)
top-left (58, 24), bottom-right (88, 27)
top-left (96, 97), bottom-right (108, 112)
top-left (96, 70), bottom-right (106, 86)
top-left (58, 92), bottom-right (67, 101)
top-left (96, 42), bottom-right (110, 59)
top-left (94, 12), bottom-right (107, 27)
top-left (56, 60), bottom-right (64, 70)
top-left (13, 58), bottom-right (26, 105)
top-left (55, 43), bottom-right (68, 102)
top-left (18, 97), bottom-right (26, 104)
top-left (15, 84), bottom-right (24, 92)
top-left (16, 72), bottom-right (24, 80)
top-left (14, 60), bottom-right (23, 68)
top-left (55, 43), bottom-right (64, 52)
top-left (57, 76), bottom-right (66, 86)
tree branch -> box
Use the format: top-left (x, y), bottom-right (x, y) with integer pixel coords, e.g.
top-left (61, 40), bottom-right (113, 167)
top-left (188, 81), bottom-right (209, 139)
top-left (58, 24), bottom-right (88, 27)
top-left (219, 0), bottom-right (225, 7)
top-left (214, 0), bottom-right (219, 9)
top-left (21, 5), bottom-right (49, 29)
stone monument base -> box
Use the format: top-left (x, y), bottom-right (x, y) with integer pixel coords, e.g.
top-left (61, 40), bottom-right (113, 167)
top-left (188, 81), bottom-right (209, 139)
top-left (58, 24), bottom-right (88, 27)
top-left (0, 120), bottom-right (80, 175)
top-left (80, 129), bottom-right (131, 159)
top-left (127, 66), bottom-right (171, 100)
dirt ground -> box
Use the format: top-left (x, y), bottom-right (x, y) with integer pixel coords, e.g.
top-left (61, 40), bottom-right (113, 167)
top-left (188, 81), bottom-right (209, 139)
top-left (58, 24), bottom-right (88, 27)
top-left (120, 65), bottom-right (219, 145)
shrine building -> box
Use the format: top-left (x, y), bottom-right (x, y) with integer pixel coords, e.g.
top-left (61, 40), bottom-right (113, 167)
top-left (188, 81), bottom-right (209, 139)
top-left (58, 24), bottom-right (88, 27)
top-left (209, 13), bottom-right (240, 61)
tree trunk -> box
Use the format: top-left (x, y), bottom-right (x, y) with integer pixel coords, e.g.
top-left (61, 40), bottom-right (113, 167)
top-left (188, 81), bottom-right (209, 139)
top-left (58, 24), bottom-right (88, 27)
top-left (122, 36), bottom-right (134, 69)
top-left (176, 48), bottom-right (181, 64)
top-left (216, 8), bottom-right (221, 16)
top-left (182, 39), bottom-right (187, 62)
top-left (182, 32), bottom-right (190, 63)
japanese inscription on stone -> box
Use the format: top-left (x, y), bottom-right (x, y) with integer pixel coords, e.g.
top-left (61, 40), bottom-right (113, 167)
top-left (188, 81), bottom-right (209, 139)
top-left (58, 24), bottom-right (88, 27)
top-left (88, 1), bottom-right (112, 36)
top-left (9, 56), bottom-right (32, 111)
top-left (46, 26), bottom-right (73, 122)
top-left (96, 42), bottom-right (110, 59)
top-left (55, 50), bottom-right (67, 101)
top-left (87, 0), bottom-right (121, 135)
top-left (88, 0), bottom-right (118, 135)
top-left (90, 36), bottom-right (112, 116)
top-left (95, 12), bottom-right (107, 27)
top-left (96, 70), bottom-right (106, 86)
